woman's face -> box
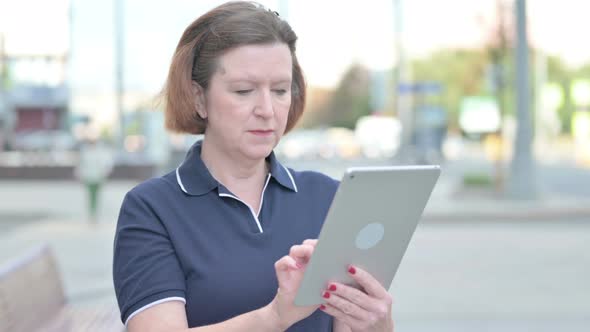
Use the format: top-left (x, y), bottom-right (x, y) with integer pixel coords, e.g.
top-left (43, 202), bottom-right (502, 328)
top-left (198, 43), bottom-right (293, 161)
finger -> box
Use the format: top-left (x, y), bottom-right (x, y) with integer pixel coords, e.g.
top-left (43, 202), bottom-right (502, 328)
top-left (274, 256), bottom-right (303, 292)
top-left (319, 302), bottom-right (366, 331)
top-left (319, 303), bottom-right (359, 330)
top-left (274, 255), bottom-right (299, 272)
top-left (302, 239), bottom-right (318, 247)
top-left (289, 244), bottom-right (314, 264)
top-left (347, 265), bottom-right (390, 299)
top-left (325, 282), bottom-right (379, 312)
top-left (321, 290), bottom-right (368, 321)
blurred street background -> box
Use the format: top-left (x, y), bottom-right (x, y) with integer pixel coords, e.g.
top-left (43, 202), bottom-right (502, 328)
top-left (1, 0), bottom-right (590, 331)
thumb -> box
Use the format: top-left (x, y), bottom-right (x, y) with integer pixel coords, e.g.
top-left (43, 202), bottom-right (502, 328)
top-left (274, 255), bottom-right (300, 289)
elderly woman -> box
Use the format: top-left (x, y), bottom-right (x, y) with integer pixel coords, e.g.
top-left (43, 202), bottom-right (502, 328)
top-left (113, 2), bottom-right (394, 331)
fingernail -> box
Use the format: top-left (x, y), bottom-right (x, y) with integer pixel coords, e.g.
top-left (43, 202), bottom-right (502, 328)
top-left (320, 304), bottom-right (326, 310)
top-left (323, 291), bottom-right (330, 299)
top-left (296, 262), bottom-right (304, 269)
top-left (348, 266), bottom-right (356, 275)
top-left (329, 284), bottom-right (337, 291)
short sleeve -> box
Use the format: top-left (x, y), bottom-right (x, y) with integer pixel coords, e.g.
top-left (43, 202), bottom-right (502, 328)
top-left (113, 189), bottom-right (186, 324)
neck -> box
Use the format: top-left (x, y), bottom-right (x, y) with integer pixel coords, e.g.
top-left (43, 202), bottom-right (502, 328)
top-left (200, 138), bottom-right (268, 189)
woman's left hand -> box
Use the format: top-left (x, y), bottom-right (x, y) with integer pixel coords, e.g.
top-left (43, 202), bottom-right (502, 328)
top-left (320, 265), bottom-right (394, 332)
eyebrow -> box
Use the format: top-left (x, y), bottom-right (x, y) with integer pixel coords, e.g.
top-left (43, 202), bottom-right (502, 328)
top-left (225, 76), bottom-right (292, 84)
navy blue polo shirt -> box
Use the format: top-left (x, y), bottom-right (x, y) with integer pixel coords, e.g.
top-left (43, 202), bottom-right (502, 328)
top-left (113, 140), bottom-right (339, 331)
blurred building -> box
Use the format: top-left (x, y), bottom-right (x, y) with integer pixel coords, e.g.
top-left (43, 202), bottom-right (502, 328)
top-left (5, 84), bottom-right (71, 151)
top-left (0, 49), bottom-right (70, 151)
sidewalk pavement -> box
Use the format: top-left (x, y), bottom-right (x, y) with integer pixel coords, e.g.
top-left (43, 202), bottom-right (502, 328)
top-left (295, 157), bottom-right (590, 223)
top-left (0, 219), bottom-right (119, 308)
top-left (1, 156), bottom-right (590, 227)
top-left (424, 173), bottom-right (590, 222)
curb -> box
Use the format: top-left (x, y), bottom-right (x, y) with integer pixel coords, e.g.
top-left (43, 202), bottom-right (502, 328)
top-left (422, 206), bottom-right (590, 222)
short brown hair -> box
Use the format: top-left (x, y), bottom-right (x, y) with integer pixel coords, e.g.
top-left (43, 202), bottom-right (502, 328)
top-left (163, 1), bottom-right (306, 135)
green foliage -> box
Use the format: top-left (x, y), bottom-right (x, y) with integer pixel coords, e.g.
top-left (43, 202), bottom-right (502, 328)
top-left (407, 48), bottom-right (582, 134)
top-left (100, 127), bottom-right (114, 142)
top-left (410, 49), bottom-right (490, 128)
top-left (125, 121), bottom-right (141, 136)
top-left (305, 48), bottom-right (583, 134)
top-left (1, 65), bottom-right (13, 89)
top-left (313, 63), bottom-right (372, 129)
top-left (463, 172), bottom-right (493, 187)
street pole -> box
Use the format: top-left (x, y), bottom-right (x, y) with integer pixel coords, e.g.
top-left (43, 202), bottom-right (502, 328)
top-left (0, 33), bottom-right (4, 86)
top-left (509, 0), bottom-right (537, 199)
top-left (534, 49), bottom-right (547, 149)
top-left (491, 0), bottom-right (508, 193)
top-left (67, 2), bottom-right (73, 132)
top-left (114, 0), bottom-right (125, 149)
top-left (0, 33), bottom-right (7, 150)
top-left (393, 0), bottom-right (413, 163)
top-left (0, 33), bottom-right (5, 98)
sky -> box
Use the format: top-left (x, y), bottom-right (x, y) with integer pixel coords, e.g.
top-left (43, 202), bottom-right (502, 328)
top-left (1, 0), bottom-right (589, 92)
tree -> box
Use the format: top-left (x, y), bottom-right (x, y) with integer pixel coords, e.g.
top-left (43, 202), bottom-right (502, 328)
top-left (411, 49), bottom-right (489, 129)
top-left (311, 63), bottom-right (371, 129)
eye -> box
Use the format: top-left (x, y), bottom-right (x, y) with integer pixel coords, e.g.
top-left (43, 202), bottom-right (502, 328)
top-left (273, 89), bottom-right (288, 96)
top-left (235, 89), bottom-right (253, 95)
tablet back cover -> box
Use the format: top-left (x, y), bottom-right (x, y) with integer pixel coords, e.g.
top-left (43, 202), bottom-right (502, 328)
top-left (294, 165), bottom-right (440, 306)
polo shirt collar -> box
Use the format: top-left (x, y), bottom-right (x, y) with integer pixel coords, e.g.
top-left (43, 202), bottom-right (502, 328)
top-left (176, 140), bottom-right (298, 196)
top-left (175, 140), bottom-right (217, 196)
top-left (267, 149), bottom-right (298, 193)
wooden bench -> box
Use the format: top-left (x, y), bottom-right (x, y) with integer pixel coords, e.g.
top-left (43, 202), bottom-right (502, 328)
top-left (0, 245), bottom-right (124, 332)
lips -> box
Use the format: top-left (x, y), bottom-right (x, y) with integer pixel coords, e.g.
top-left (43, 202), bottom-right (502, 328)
top-left (249, 130), bottom-right (274, 136)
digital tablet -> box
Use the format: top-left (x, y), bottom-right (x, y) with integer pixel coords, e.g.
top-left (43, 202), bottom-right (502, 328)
top-left (294, 165), bottom-right (441, 306)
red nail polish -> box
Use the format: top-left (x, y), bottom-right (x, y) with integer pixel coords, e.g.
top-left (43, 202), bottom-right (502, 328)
top-left (329, 284), bottom-right (337, 291)
top-left (323, 291), bottom-right (330, 299)
top-left (320, 304), bottom-right (326, 310)
top-left (348, 266), bottom-right (356, 275)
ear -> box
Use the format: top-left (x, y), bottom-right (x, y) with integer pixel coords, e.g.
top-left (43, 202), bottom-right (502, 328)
top-left (191, 81), bottom-right (207, 119)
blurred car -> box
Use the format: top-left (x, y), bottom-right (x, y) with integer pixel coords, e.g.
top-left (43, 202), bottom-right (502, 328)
top-left (276, 128), bottom-right (362, 160)
top-left (275, 129), bottom-right (324, 160)
top-left (354, 115), bottom-right (401, 159)
top-left (317, 127), bottom-right (362, 160)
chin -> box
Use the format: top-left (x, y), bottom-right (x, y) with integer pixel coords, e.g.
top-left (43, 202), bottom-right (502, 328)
top-left (243, 143), bottom-right (275, 160)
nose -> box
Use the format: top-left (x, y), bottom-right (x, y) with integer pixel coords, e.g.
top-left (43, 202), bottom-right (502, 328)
top-left (254, 89), bottom-right (274, 118)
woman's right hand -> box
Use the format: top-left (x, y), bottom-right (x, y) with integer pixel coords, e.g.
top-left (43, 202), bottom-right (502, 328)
top-left (268, 239), bottom-right (320, 330)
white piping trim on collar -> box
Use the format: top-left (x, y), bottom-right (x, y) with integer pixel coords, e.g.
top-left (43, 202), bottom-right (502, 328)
top-left (125, 297), bottom-right (186, 326)
top-left (175, 167), bottom-right (188, 194)
top-left (257, 173), bottom-right (272, 216)
top-left (281, 165), bottom-right (298, 192)
top-left (217, 174), bottom-right (271, 234)
top-left (219, 193), bottom-right (264, 233)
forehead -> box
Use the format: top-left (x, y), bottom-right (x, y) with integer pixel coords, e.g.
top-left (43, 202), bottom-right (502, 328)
top-left (214, 43), bottom-right (293, 81)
